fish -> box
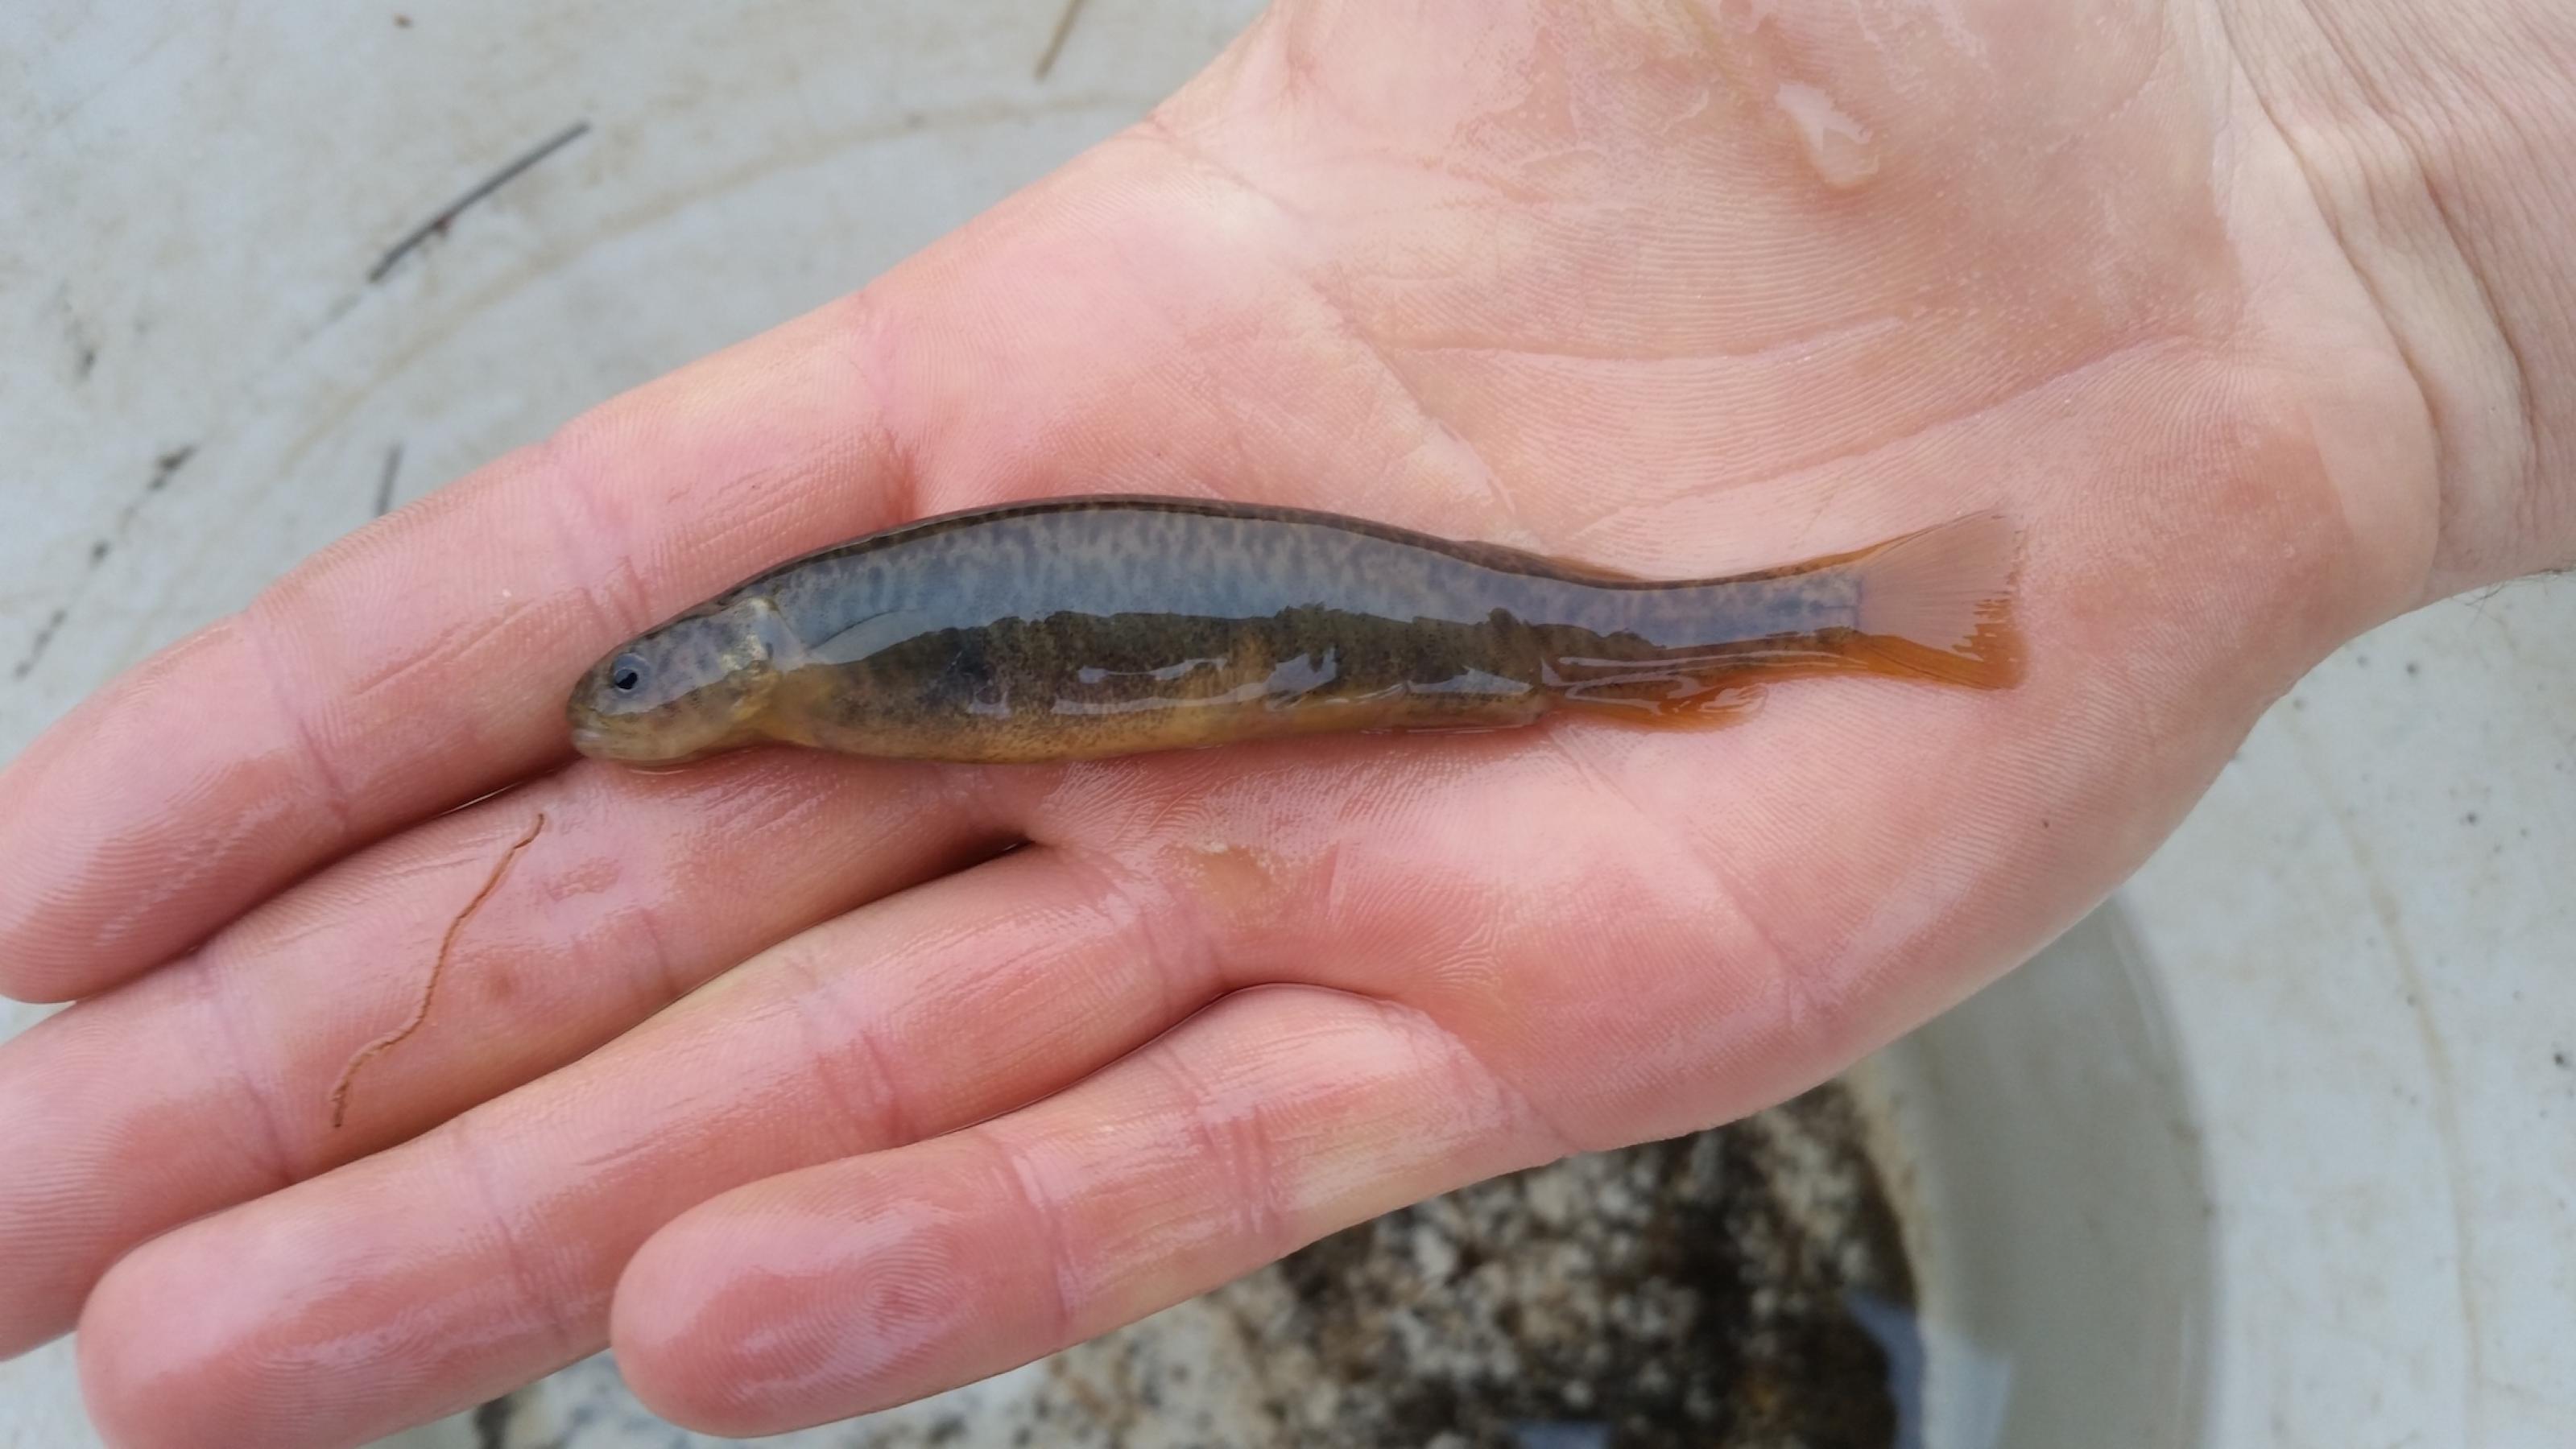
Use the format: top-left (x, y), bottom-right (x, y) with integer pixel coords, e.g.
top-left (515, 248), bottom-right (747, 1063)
top-left (564, 495), bottom-right (2021, 766)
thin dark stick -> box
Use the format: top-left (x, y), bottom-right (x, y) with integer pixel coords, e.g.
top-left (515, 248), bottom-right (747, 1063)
top-left (1034, 0), bottom-right (1090, 80)
top-left (374, 442), bottom-right (404, 518)
top-left (327, 813), bottom-right (547, 1129)
top-left (367, 122), bottom-right (591, 283)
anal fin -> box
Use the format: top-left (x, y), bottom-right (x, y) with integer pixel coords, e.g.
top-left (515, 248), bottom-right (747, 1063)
top-left (1558, 673), bottom-right (1766, 727)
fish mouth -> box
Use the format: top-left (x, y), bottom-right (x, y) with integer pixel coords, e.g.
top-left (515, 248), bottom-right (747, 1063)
top-left (568, 720), bottom-right (619, 758)
top-left (569, 716), bottom-right (716, 766)
top-left (568, 692), bottom-right (647, 761)
top-left (568, 716), bottom-right (660, 762)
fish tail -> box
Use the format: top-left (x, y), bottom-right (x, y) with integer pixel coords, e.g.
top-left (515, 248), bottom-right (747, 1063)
top-left (1835, 511), bottom-right (2024, 688)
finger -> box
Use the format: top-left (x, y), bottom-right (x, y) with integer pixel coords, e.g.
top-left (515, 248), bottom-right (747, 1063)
top-left (0, 119), bottom-right (1543, 1009)
top-left (610, 985), bottom-right (1557, 1438)
top-left (76, 843), bottom-right (1215, 1449)
top-left (0, 747), bottom-right (1006, 1360)
top-left (0, 294), bottom-right (915, 1004)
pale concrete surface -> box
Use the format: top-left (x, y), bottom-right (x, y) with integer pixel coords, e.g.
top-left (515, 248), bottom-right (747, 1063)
top-left (2127, 586), bottom-right (2576, 1449)
top-left (6, 2), bottom-right (2571, 1446)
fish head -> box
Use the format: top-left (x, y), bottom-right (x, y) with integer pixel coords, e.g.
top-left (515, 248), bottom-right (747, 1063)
top-left (566, 595), bottom-right (796, 763)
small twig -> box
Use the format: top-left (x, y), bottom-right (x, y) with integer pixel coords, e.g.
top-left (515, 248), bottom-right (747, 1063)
top-left (328, 812), bottom-right (547, 1129)
top-left (1034, 0), bottom-right (1090, 80)
top-left (373, 441), bottom-right (404, 518)
top-left (10, 607), bottom-right (68, 682)
top-left (368, 122), bottom-right (591, 284)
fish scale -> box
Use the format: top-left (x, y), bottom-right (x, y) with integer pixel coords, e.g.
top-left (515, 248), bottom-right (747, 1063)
top-left (564, 497), bottom-right (2022, 766)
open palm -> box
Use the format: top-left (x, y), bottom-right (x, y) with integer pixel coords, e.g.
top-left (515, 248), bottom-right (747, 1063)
top-left (0, 2), bottom-right (2432, 1444)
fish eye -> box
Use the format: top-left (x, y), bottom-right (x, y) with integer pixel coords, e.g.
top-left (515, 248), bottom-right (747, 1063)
top-left (609, 654), bottom-right (647, 694)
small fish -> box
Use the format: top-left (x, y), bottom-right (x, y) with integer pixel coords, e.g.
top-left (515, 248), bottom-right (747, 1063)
top-left (566, 496), bottom-right (2020, 766)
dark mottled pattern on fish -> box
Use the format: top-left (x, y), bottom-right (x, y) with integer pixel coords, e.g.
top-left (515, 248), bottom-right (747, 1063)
top-left (565, 497), bottom-right (2020, 765)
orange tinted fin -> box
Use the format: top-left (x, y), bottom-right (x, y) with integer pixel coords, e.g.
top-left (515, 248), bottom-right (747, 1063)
top-left (1840, 511), bottom-right (2023, 688)
top-left (1557, 674), bottom-right (1766, 724)
top-left (1647, 679), bottom-right (1765, 724)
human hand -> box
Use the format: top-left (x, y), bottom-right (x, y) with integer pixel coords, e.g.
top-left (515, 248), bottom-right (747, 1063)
top-left (3, 2), bottom-right (2567, 1444)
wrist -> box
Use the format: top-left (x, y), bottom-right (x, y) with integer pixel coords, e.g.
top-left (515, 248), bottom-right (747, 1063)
top-left (2214, 0), bottom-right (2576, 597)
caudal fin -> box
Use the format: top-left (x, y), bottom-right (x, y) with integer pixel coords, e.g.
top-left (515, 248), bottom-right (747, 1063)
top-left (1842, 511), bottom-right (2023, 688)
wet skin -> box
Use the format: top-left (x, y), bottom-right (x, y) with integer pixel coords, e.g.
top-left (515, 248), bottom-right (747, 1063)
top-left (566, 497), bottom-right (2018, 764)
